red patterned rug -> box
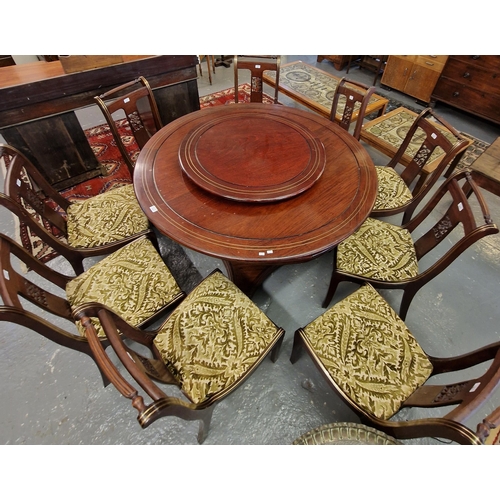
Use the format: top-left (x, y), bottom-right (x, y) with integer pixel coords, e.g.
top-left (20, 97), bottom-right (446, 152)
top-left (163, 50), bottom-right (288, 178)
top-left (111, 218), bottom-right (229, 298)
top-left (5, 83), bottom-right (272, 263)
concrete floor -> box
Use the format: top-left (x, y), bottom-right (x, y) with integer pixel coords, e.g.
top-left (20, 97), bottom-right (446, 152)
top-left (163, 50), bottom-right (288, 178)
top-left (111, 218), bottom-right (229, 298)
top-left (1, 55), bottom-right (500, 448)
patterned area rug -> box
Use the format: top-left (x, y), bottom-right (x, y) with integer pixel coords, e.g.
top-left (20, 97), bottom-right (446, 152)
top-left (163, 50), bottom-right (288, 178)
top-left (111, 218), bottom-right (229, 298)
top-left (200, 82), bottom-right (275, 107)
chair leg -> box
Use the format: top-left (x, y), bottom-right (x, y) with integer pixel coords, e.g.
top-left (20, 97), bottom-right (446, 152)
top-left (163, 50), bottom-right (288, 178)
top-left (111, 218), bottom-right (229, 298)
top-left (322, 249), bottom-right (341, 308)
top-left (206, 57), bottom-right (212, 85)
top-left (197, 406), bottom-right (214, 444)
top-left (399, 287), bottom-right (418, 321)
top-left (270, 330), bottom-right (285, 363)
top-left (290, 331), bottom-right (305, 364)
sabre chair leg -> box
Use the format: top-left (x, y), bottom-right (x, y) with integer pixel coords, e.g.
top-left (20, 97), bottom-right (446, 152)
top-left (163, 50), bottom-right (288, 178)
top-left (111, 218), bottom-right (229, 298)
top-left (290, 331), bottom-right (305, 364)
top-left (270, 330), bottom-right (285, 363)
top-left (197, 406), bottom-right (215, 444)
top-left (399, 288), bottom-right (418, 321)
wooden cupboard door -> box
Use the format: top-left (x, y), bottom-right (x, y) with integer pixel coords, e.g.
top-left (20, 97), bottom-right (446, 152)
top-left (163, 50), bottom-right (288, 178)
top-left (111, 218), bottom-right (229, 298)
top-left (381, 55), bottom-right (416, 91)
top-left (404, 63), bottom-right (442, 102)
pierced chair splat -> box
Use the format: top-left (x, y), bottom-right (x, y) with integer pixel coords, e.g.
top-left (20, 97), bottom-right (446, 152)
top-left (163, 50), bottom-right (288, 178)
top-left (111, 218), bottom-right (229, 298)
top-left (233, 55), bottom-right (281, 104)
top-left (329, 77), bottom-right (376, 140)
top-left (73, 269), bottom-right (286, 444)
top-left (94, 76), bottom-right (163, 175)
top-left (322, 170), bottom-right (499, 319)
top-left (369, 107), bottom-right (470, 224)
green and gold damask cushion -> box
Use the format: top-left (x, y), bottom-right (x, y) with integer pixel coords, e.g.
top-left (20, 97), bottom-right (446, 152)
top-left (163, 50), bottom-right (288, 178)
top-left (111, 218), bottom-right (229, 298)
top-left (153, 270), bottom-right (282, 405)
top-left (67, 236), bottom-right (183, 337)
top-left (337, 217), bottom-right (419, 281)
top-left (66, 184), bottom-right (150, 248)
top-left (373, 166), bottom-right (413, 210)
top-left (301, 284), bottom-right (433, 419)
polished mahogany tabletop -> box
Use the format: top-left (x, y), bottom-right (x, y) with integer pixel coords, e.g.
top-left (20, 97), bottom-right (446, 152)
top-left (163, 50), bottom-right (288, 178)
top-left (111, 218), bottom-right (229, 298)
top-left (134, 103), bottom-right (377, 295)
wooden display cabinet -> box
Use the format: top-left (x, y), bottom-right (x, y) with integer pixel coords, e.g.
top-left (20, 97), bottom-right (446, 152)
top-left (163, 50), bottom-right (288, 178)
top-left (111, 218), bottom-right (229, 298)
top-left (381, 55), bottom-right (448, 103)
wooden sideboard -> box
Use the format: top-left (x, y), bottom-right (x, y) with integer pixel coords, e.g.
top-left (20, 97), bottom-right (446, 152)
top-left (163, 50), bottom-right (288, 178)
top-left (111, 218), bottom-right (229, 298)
top-left (0, 55), bottom-right (200, 189)
top-left (381, 55), bottom-right (448, 103)
top-left (431, 55), bottom-right (500, 126)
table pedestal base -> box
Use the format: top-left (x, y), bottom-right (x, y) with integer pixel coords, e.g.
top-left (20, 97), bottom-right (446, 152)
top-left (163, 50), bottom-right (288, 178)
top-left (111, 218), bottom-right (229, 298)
top-left (223, 261), bottom-right (279, 296)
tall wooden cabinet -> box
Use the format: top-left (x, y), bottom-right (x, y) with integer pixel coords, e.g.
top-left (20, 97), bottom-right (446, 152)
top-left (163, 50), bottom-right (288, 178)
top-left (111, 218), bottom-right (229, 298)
top-left (431, 55), bottom-right (500, 125)
top-left (381, 55), bottom-right (448, 103)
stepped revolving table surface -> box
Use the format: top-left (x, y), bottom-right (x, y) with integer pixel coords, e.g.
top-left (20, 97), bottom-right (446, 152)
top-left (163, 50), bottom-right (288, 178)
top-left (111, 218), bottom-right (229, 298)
top-left (134, 103), bottom-right (377, 295)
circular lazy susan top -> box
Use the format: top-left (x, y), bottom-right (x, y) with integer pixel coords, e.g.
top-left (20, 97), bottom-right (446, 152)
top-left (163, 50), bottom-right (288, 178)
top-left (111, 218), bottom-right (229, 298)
top-left (178, 111), bottom-right (326, 202)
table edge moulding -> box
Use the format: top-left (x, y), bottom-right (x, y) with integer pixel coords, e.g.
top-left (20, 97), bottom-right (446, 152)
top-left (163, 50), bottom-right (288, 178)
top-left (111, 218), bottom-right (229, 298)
top-left (134, 103), bottom-right (377, 296)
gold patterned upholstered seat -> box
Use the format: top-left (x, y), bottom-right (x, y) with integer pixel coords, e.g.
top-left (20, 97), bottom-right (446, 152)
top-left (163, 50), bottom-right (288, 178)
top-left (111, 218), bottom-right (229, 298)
top-left (66, 184), bottom-right (150, 248)
top-left (337, 217), bottom-right (418, 281)
top-left (73, 269), bottom-right (285, 443)
top-left (66, 236), bottom-right (183, 337)
top-left (291, 283), bottom-right (500, 444)
top-left (300, 284), bottom-right (433, 419)
top-left (322, 170), bottom-right (499, 320)
top-left (153, 270), bottom-right (283, 404)
top-left (373, 166), bottom-right (413, 210)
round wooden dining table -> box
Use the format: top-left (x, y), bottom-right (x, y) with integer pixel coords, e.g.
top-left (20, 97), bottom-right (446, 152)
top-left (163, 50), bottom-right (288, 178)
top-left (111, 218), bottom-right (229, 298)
top-left (134, 103), bottom-right (377, 296)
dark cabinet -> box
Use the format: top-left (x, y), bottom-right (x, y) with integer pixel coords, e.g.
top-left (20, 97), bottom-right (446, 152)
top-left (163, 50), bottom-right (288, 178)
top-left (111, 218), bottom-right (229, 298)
top-left (431, 55), bottom-right (500, 125)
top-left (0, 55), bottom-right (200, 189)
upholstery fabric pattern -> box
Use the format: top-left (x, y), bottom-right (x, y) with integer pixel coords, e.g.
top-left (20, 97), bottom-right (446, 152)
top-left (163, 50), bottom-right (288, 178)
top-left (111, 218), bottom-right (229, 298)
top-left (337, 217), bottom-right (419, 281)
top-left (66, 237), bottom-right (182, 337)
top-left (153, 271), bottom-right (281, 404)
top-left (302, 284), bottom-right (433, 419)
top-left (66, 184), bottom-right (149, 248)
top-left (373, 166), bottom-right (413, 210)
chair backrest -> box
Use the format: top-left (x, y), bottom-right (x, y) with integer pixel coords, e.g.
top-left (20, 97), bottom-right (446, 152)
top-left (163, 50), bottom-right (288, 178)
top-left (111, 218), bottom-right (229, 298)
top-left (233, 55), bottom-right (281, 104)
top-left (329, 77), bottom-right (376, 140)
top-left (389, 107), bottom-right (470, 202)
top-left (2, 143), bottom-right (70, 238)
top-left (0, 232), bottom-right (111, 385)
top-left (0, 232), bottom-right (73, 317)
top-left (406, 169), bottom-right (499, 272)
top-left (94, 76), bottom-right (163, 174)
top-left (0, 191), bottom-right (89, 275)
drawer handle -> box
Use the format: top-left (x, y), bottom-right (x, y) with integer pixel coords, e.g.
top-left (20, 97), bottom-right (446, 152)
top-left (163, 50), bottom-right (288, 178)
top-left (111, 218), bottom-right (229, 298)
top-left (472, 55), bottom-right (480, 60)
top-left (463, 72), bottom-right (470, 78)
top-left (425, 61), bottom-right (435, 66)
top-left (453, 91), bottom-right (460, 97)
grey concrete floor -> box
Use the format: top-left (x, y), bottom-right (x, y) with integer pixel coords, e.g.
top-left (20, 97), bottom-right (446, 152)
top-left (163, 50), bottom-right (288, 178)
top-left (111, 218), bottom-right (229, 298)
top-left (1, 56), bottom-right (500, 451)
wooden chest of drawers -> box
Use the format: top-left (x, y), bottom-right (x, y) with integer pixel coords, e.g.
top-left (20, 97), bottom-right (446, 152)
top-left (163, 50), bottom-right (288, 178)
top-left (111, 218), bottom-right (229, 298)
top-left (431, 55), bottom-right (500, 125)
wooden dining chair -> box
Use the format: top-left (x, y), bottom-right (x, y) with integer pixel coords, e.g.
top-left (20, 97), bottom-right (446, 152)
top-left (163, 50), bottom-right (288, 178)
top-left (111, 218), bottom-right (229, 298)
top-left (73, 269), bottom-right (286, 444)
top-left (94, 76), bottom-right (163, 174)
top-left (233, 55), bottom-right (281, 104)
top-left (329, 77), bottom-right (376, 140)
top-left (322, 170), bottom-right (499, 319)
top-left (292, 282), bottom-right (500, 445)
top-left (370, 107), bottom-right (470, 224)
top-left (0, 232), bottom-right (185, 385)
top-left (1, 144), bottom-right (153, 275)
